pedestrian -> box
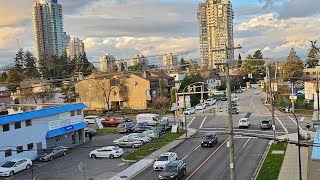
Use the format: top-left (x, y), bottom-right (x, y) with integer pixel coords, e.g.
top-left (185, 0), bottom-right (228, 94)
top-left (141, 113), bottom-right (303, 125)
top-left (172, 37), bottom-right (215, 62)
top-left (88, 132), bottom-right (93, 142)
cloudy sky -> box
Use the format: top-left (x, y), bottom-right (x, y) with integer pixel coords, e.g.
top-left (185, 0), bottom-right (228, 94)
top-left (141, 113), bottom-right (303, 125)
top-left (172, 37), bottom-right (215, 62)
top-left (1, 0), bottom-right (320, 67)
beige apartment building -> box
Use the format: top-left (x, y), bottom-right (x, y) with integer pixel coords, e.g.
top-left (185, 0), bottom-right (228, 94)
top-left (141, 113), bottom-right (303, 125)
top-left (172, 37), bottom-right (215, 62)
top-left (197, 0), bottom-right (234, 69)
top-left (163, 53), bottom-right (178, 70)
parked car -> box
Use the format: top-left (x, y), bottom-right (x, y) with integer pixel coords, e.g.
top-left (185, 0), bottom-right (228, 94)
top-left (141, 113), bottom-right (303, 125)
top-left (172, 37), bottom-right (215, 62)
top-left (236, 89), bottom-right (243, 93)
top-left (84, 127), bottom-right (97, 137)
top-left (205, 98), bottom-right (216, 106)
top-left (84, 115), bottom-right (104, 124)
top-left (158, 160), bottom-right (186, 180)
top-left (201, 132), bottom-right (218, 147)
top-left (231, 100), bottom-right (237, 107)
top-left (184, 107), bottom-right (195, 115)
top-left (101, 117), bottom-right (123, 127)
top-left (38, 146), bottom-right (68, 161)
top-left (221, 95), bottom-right (227, 101)
top-left (232, 95), bottom-right (239, 102)
top-left (133, 122), bottom-right (153, 133)
top-left (260, 119), bottom-right (272, 129)
top-left (153, 152), bottom-right (178, 171)
top-left (117, 122), bottom-right (136, 133)
top-left (157, 123), bottom-right (171, 134)
top-left (113, 137), bottom-right (143, 148)
top-left (0, 158), bottom-right (32, 177)
top-left (238, 118), bottom-right (250, 128)
top-left (89, 145), bottom-right (124, 159)
top-left (143, 130), bottom-right (159, 139)
top-left (231, 107), bottom-right (239, 114)
top-left (195, 103), bottom-right (206, 110)
top-left (126, 133), bottom-right (151, 143)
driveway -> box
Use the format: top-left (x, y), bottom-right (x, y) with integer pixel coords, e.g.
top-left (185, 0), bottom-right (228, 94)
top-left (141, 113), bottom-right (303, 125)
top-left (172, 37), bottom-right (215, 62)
top-left (0, 134), bottom-right (135, 180)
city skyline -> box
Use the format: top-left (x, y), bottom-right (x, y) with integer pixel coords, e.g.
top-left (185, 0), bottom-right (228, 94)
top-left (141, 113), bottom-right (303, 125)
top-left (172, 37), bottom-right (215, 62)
top-left (1, 0), bottom-right (320, 67)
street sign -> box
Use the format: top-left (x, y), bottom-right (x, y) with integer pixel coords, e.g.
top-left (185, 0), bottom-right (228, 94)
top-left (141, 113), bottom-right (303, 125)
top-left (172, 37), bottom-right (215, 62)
top-left (246, 82), bottom-right (251, 90)
top-left (289, 96), bottom-right (297, 100)
top-left (271, 83), bottom-right (278, 92)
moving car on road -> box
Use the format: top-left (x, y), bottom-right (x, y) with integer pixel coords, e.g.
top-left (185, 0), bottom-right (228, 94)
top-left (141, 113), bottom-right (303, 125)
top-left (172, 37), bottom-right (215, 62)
top-left (231, 107), bottom-right (239, 114)
top-left (158, 160), bottom-right (186, 180)
top-left (195, 103), bottom-right (206, 110)
top-left (184, 107), bottom-right (195, 115)
top-left (238, 118), bottom-right (250, 128)
top-left (260, 118), bottom-right (272, 130)
top-left (89, 145), bottom-right (124, 159)
top-left (201, 132), bottom-right (218, 147)
top-left (38, 146), bottom-right (68, 161)
top-left (153, 152), bottom-right (178, 171)
top-left (205, 98), bottom-right (216, 106)
top-left (221, 95), bottom-right (227, 101)
top-left (0, 158), bottom-right (32, 177)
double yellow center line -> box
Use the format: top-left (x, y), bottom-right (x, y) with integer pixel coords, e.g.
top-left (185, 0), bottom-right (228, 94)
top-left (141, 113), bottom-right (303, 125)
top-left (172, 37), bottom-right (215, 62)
top-left (186, 138), bottom-right (229, 180)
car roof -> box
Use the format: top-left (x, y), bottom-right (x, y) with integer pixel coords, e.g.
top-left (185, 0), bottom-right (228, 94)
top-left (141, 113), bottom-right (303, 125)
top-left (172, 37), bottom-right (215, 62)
top-left (167, 160), bottom-right (182, 166)
top-left (160, 152), bottom-right (175, 156)
top-left (7, 158), bottom-right (29, 162)
top-left (240, 118), bottom-right (248, 120)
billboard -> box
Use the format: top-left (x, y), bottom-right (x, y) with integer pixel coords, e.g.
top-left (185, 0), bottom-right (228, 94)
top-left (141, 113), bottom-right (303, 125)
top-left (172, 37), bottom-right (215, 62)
top-left (178, 96), bottom-right (191, 109)
top-left (305, 82), bottom-right (314, 100)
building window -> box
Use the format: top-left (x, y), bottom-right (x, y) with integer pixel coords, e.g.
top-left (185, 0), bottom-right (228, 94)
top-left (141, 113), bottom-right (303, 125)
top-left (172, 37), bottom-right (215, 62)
top-left (70, 111), bottom-right (75, 116)
top-left (313, 72), bottom-right (317, 75)
top-left (15, 122), bottom-right (21, 129)
top-left (26, 120), bottom-right (32, 127)
top-left (16, 146), bottom-right (23, 154)
top-left (27, 143), bottom-right (33, 151)
top-left (5, 149), bottom-right (12, 157)
top-left (306, 72), bottom-right (310, 75)
top-left (76, 110), bottom-right (81, 116)
top-left (3, 124), bottom-right (9, 132)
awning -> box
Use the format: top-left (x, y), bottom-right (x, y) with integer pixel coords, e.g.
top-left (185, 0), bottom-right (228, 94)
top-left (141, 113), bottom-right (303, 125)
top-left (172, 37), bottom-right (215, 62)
top-left (46, 122), bottom-right (86, 138)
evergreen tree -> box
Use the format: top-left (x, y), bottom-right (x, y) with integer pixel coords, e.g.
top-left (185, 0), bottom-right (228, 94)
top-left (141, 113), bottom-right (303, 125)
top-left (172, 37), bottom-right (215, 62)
top-left (305, 40), bottom-right (320, 68)
top-left (24, 50), bottom-right (39, 78)
top-left (238, 53), bottom-right (242, 68)
top-left (6, 68), bottom-right (22, 90)
top-left (14, 49), bottom-right (25, 75)
top-left (283, 48), bottom-right (304, 81)
top-left (0, 72), bottom-right (7, 82)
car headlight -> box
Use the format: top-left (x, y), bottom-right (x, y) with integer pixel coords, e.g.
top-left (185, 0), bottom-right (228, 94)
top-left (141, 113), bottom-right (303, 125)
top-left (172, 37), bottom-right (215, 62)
top-left (202, 141), bottom-right (204, 143)
top-left (159, 175), bottom-right (163, 179)
top-left (170, 174), bottom-right (176, 178)
top-left (209, 141), bottom-right (212, 143)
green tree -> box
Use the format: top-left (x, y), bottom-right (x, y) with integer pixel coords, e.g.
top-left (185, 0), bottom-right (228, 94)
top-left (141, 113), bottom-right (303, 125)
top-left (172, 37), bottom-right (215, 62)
top-left (238, 53), bottom-right (242, 68)
top-left (120, 62), bottom-right (126, 72)
top-left (14, 49), bottom-right (24, 74)
top-left (241, 50), bottom-right (265, 81)
top-left (170, 88), bottom-right (177, 104)
top-left (283, 48), bottom-right (304, 81)
top-left (0, 72), bottom-right (7, 82)
top-left (253, 49), bottom-right (263, 59)
top-left (24, 50), bottom-right (40, 78)
top-left (6, 68), bottom-right (22, 90)
top-left (305, 40), bottom-right (320, 68)
top-left (179, 73), bottom-right (207, 106)
top-left (128, 64), bottom-right (142, 71)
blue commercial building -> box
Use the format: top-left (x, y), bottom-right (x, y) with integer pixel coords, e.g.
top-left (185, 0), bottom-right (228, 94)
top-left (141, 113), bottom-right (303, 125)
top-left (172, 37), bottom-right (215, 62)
top-left (0, 103), bottom-right (87, 165)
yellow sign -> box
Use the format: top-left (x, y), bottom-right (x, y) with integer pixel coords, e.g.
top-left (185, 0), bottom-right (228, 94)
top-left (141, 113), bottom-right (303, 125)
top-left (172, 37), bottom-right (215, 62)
top-left (261, 82), bottom-right (265, 89)
top-left (246, 82), bottom-right (251, 90)
top-left (208, 89), bottom-right (213, 96)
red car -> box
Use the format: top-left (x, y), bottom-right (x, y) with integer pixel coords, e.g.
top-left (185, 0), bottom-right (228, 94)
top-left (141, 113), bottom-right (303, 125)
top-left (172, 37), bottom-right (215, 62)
top-left (101, 117), bottom-right (123, 127)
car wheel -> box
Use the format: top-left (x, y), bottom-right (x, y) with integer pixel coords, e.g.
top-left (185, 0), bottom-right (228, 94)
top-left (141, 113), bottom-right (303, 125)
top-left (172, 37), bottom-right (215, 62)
top-left (63, 151), bottom-right (67, 156)
top-left (9, 171), bottom-right (14, 177)
top-left (132, 144), bottom-right (136, 148)
top-left (26, 164), bottom-right (31, 169)
top-left (109, 154), bottom-right (115, 159)
top-left (50, 156), bottom-right (54, 161)
top-left (183, 169), bottom-right (186, 176)
top-left (91, 154), bottom-right (96, 158)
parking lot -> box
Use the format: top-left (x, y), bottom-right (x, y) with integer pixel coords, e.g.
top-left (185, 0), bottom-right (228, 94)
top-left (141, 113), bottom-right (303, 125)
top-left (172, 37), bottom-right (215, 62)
top-left (0, 134), bottom-right (135, 180)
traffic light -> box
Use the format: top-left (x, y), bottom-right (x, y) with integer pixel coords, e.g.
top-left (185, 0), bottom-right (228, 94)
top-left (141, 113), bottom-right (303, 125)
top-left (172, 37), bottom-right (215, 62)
top-left (187, 86), bottom-right (192, 92)
top-left (193, 85), bottom-right (196, 92)
top-left (261, 82), bottom-right (265, 89)
top-left (208, 89), bottom-right (212, 97)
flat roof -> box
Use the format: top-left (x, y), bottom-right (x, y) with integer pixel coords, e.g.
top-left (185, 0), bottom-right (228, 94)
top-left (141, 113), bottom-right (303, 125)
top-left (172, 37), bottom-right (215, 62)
top-left (0, 103), bottom-right (87, 125)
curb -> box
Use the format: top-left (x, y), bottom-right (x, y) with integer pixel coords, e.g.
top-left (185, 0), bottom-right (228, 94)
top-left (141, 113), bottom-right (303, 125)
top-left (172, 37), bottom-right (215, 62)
top-left (109, 128), bottom-right (196, 180)
top-left (251, 140), bottom-right (273, 180)
top-left (121, 158), bottom-right (137, 163)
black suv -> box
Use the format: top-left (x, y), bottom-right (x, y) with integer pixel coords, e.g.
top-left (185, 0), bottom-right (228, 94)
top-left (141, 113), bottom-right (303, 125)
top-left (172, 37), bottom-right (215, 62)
top-left (201, 132), bottom-right (218, 147)
top-left (221, 95), bottom-right (227, 101)
top-left (159, 160), bottom-right (186, 180)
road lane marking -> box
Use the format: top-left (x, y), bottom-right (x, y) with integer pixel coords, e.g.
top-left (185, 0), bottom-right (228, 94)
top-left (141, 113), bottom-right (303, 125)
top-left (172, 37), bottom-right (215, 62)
top-left (194, 144), bottom-right (201, 150)
top-left (145, 169), bottom-right (154, 177)
top-left (199, 116), bottom-right (208, 129)
top-left (275, 116), bottom-right (288, 134)
top-left (242, 138), bottom-right (250, 148)
top-left (182, 154), bottom-right (189, 160)
top-left (287, 116), bottom-right (303, 131)
top-left (187, 117), bottom-right (196, 128)
top-left (186, 138), bottom-right (228, 180)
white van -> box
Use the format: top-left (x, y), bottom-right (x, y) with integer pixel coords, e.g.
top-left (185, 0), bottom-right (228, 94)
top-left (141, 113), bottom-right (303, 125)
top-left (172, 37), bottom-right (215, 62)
top-left (136, 114), bottom-right (160, 126)
top-left (84, 116), bottom-right (102, 124)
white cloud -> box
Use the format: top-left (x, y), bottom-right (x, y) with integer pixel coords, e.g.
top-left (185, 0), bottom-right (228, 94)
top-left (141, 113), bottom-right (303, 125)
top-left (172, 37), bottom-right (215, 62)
top-left (0, 27), bottom-right (25, 49)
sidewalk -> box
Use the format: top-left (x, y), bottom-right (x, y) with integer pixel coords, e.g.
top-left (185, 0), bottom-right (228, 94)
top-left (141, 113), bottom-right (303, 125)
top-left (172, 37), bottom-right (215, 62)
top-left (104, 128), bottom-right (197, 180)
top-left (278, 133), bottom-right (309, 180)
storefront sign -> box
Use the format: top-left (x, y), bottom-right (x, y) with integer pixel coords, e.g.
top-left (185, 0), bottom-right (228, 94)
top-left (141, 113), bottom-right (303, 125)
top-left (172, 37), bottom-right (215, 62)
top-left (64, 125), bottom-right (74, 131)
top-left (49, 120), bottom-right (61, 130)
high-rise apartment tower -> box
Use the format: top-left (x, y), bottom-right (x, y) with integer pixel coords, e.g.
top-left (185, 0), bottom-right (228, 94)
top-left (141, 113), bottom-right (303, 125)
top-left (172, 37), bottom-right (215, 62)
top-left (32, 0), bottom-right (65, 65)
top-left (197, 0), bottom-right (234, 69)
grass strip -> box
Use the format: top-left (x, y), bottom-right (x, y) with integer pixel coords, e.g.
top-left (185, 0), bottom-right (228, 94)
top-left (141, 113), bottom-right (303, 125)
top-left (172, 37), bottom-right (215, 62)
top-left (123, 131), bottom-right (185, 161)
top-left (256, 142), bottom-right (287, 180)
top-left (97, 127), bottom-right (118, 134)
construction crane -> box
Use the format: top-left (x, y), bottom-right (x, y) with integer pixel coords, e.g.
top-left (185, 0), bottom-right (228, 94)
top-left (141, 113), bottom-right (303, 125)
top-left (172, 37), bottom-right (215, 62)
top-left (16, 38), bottom-right (22, 51)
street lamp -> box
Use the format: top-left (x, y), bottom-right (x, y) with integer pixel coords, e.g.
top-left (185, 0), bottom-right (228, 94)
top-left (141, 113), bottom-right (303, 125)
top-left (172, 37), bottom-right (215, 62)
top-left (182, 81), bottom-right (204, 137)
top-left (289, 109), bottom-right (302, 180)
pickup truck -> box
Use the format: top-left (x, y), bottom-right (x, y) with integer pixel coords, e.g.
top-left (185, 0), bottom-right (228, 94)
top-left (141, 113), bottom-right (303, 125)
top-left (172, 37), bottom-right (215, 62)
top-left (101, 117), bottom-right (123, 127)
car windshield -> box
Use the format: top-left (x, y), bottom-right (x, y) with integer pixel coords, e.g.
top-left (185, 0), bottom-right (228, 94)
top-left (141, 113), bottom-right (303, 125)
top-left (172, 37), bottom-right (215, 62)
top-left (262, 120), bottom-right (269, 124)
top-left (232, 108), bottom-right (237, 110)
top-left (157, 156), bottom-right (169, 161)
top-left (240, 120), bottom-right (247, 123)
top-left (163, 165), bottom-right (177, 172)
top-left (1, 161), bottom-right (15, 168)
top-left (204, 135), bottom-right (213, 140)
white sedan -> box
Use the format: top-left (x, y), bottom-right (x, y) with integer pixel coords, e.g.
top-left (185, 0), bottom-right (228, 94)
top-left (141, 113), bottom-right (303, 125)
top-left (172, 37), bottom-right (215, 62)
top-left (238, 118), bottom-right (250, 128)
top-left (153, 152), bottom-right (178, 171)
top-left (125, 133), bottom-right (152, 143)
top-left (184, 107), bottom-right (195, 115)
top-left (89, 146), bottom-right (124, 159)
top-left (0, 158), bottom-right (32, 177)
top-left (195, 103), bottom-right (206, 110)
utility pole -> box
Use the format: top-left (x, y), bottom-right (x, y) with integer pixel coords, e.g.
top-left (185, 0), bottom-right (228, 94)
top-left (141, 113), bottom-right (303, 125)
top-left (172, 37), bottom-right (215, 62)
top-left (317, 71), bottom-right (319, 121)
top-left (266, 62), bottom-right (276, 142)
top-left (214, 43), bottom-right (242, 180)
